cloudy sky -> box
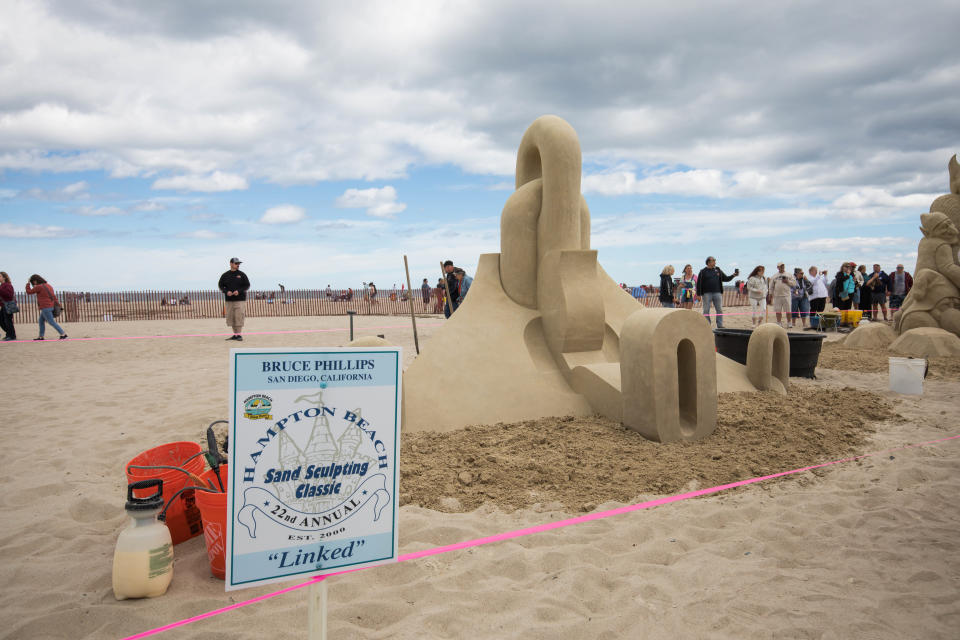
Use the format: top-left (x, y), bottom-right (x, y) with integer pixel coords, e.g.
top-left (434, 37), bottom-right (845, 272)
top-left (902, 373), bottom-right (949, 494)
top-left (2, 0), bottom-right (958, 292)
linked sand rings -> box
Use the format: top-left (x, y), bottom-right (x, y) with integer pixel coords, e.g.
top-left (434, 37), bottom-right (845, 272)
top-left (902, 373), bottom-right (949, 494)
top-left (403, 115), bottom-right (790, 441)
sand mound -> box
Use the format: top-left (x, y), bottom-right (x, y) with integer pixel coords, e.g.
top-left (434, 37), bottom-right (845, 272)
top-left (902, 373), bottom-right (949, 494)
top-left (890, 327), bottom-right (960, 357)
top-left (399, 387), bottom-right (899, 512)
top-left (843, 322), bottom-right (897, 349)
top-left (815, 341), bottom-right (960, 380)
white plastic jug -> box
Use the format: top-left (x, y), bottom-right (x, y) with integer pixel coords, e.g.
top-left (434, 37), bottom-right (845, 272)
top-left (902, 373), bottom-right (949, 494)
top-left (113, 479), bottom-right (174, 600)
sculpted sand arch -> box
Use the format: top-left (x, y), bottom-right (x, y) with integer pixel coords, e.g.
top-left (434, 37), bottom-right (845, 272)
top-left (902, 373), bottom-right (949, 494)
top-left (403, 115), bottom-right (789, 438)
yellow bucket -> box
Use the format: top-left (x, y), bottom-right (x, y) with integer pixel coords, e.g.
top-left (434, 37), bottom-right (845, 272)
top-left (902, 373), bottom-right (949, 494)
top-left (842, 310), bottom-right (863, 326)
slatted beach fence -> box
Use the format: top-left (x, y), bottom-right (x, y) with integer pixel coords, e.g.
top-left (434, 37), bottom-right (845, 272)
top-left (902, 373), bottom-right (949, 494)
top-left (11, 288), bottom-right (448, 325)
top-left (11, 287), bottom-right (748, 325)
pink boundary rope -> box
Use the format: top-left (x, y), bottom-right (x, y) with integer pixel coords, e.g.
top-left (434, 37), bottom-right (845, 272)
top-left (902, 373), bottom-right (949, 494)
top-left (0, 323), bottom-right (442, 344)
top-left (123, 432), bottom-right (960, 639)
top-left (3, 309), bottom-right (894, 343)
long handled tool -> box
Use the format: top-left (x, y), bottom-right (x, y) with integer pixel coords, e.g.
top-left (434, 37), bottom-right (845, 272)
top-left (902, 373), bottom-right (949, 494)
top-left (403, 255), bottom-right (420, 354)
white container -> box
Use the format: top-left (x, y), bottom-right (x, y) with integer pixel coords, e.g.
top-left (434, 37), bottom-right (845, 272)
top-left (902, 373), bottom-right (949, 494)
top-left (113, 479), bottom-right (174, 600)
top-left (889, 357), bottom-right (927, 395)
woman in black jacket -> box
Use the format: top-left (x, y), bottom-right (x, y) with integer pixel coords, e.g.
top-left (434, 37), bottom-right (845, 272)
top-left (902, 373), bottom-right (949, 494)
top-left (659, 265), bottom-right (676, 308)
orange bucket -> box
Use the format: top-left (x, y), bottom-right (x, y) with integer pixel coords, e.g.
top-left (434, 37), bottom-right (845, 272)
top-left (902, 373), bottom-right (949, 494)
top-left (195, 464), bottom-right (228, 579)
top-left (126, 442), bottom-right (205, 545)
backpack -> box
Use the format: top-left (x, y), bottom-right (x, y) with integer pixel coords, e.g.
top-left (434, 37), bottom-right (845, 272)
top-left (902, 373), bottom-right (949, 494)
top-left (47, 284), bottom-right (62, 317)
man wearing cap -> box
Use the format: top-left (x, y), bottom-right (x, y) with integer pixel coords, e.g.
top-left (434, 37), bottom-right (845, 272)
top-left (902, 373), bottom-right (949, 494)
top-left (769, 262), bottom-right (796, 328)
top-left (218, 258), bottom-right (251, 341)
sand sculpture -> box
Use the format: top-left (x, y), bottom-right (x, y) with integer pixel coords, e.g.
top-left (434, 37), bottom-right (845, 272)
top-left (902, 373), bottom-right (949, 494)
top-left (893, 156), bottom-right (960, 346)
top-left (403, 116), bottom-right (789, 440)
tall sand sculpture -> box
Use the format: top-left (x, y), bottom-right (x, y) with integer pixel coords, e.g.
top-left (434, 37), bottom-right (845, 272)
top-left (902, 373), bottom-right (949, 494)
top-left (893, 155), bottom-right (960, 345)
top-left (404, 116), bottom-right (788, 440)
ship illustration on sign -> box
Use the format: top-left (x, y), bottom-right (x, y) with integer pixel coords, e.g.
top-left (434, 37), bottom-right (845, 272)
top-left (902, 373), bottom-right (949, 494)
top-left (271, 389), bottom-right (377, 513)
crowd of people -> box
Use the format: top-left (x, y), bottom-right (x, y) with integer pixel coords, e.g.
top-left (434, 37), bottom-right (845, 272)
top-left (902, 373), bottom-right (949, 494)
top-left (653, 258), bottom-right (913, 331)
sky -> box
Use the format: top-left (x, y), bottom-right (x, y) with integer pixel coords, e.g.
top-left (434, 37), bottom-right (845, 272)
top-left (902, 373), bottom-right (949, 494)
top-left (1, 0), bottom-right (958, 292)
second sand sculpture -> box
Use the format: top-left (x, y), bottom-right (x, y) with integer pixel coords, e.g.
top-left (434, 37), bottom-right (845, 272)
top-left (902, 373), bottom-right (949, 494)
top-left (893, 155), bottom-right (960, 340)
top-left (404, 116), bottom-right (789, 440)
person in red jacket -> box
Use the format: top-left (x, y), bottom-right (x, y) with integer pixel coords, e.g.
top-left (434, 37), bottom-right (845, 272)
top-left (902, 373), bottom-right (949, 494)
top-left (25, 274), bottom-right (67, 340)
top-left (0, 271), bottom-right (16, 341)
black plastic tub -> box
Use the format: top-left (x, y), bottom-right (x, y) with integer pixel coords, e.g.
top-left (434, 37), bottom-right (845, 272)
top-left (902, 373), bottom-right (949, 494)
top-left (713, 328), bottom-right (826, 378)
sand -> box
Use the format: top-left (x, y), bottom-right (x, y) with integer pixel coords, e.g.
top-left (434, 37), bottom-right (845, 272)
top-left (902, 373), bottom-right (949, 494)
top-left (1, 313), bottom-right (958, 639)
top-left (819, 341), bottom-right (960, 381)
top-left (401, 388), bottom-right (900, 513)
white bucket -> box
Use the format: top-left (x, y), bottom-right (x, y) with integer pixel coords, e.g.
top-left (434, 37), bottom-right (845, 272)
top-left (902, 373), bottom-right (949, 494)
top-left (889, 357), bottom-right (927, 395)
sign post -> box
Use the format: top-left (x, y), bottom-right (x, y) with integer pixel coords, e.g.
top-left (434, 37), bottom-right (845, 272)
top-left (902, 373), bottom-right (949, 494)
top-left (225, 347), bottom-right (402, 600)
top-left (307, 579), bottom-right (328, 640)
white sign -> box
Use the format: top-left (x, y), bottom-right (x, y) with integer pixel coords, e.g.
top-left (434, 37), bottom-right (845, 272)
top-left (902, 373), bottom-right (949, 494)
top-left (225, 347), bottom-right (401, 590)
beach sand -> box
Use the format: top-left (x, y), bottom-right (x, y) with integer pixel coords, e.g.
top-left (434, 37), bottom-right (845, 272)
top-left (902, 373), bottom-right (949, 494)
top-left (0, 313), bottom-right (957, 639)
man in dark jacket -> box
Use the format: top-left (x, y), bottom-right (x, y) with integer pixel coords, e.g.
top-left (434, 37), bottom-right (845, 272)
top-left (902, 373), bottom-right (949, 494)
top-left (218, 257), bottom-right (251, 341)
top-left (866, 263), bottom-right (891, 321)
top-left (442, 260), bottom-right (458, 318)
top-left (696, 256), bottom-right (739, 328)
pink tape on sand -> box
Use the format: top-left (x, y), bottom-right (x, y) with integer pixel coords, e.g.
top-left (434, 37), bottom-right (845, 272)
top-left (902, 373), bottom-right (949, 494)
top-left (123, 433), bottom-right (960, 639)
top-left (1, 323), bottom-right (442, 344)
top-left (4, 308), bottom-right (903, 345)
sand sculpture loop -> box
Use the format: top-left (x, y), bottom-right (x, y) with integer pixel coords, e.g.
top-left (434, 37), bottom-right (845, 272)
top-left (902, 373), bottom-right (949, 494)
top-left (403, 115), bottom-right (789, 440)
top-left (893, 156), bottom-right (960, 348)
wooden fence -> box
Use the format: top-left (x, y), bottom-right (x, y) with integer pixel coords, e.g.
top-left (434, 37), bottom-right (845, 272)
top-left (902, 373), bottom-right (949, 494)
top-left (10, 287), bottom-right (748, 325)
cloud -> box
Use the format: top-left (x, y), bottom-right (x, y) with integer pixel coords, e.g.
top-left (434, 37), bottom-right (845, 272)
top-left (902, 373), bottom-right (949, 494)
top-left (176, 229), bottom-right (224, 239)
top-left (72, 205), bottom-right (125, 216)
top-left (0, 223), bottom-right (84, 238)
top-left (0, 189), bottom-right (17, 199)
top-left (260, 204), bottom-right (306, 224)
top-left (779, 236), bottom-right (912, 252)
top-left (584, 169), bottom-right (730, 198)
top-left (832, 188), bottom-right (937, 210)
top-left (335, 186), bottom-right (406, 218)
top-left (314, 218), bottom-right (387, 231)
top-left (152, 171), bottom-right (249, 192)
top-left (131, 200), bottom-right (166, 212)
top-left (1, 0), bottom-right (957, 200)
top-left (189, 213), bottom-right (224, 222)
top-left (23, 181), bottom-right (90, 201)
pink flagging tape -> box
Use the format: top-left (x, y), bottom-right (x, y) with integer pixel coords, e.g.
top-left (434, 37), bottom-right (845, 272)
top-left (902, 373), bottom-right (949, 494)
top-left (123, 432), bottom-right (960, 639)
top-left (696, 309), bottom-right (899, 318)
top-left (1, 323), bottom-right (442, 345)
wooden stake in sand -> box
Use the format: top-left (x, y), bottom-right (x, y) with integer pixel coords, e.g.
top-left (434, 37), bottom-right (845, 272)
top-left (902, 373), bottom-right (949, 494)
top-left (404, 255), bottom-right (420, 354)
top-left (440, 261), bottom-right (454, 318)
top-left (307, 580), bottom-right (327, 640)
